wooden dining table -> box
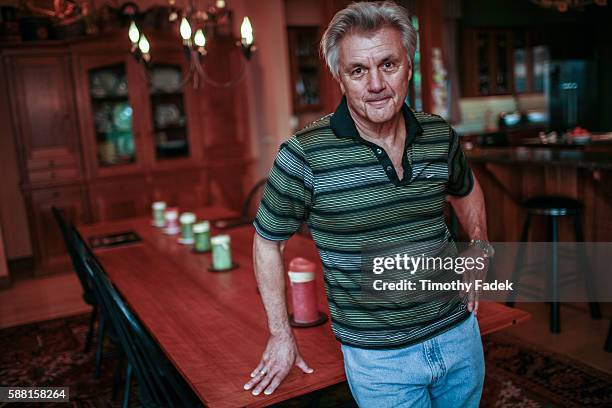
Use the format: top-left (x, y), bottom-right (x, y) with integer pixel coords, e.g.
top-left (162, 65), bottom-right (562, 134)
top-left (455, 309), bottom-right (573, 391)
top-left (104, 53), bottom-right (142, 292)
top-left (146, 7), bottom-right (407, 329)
top-left (77, 206), bottom-right (531, 408)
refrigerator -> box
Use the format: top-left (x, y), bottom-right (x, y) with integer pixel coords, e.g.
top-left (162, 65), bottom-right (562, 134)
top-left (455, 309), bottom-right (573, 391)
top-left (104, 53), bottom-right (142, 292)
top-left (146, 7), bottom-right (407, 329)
top-left (547, 60), bottom-right (597, 133)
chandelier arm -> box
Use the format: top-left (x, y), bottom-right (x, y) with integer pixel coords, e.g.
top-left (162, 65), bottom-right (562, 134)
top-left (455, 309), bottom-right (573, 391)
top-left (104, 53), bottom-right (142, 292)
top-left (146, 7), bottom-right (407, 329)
top-left (145, 61), bottom-right (197, 94)
top-left (200, 55), bottom-right (247, 88)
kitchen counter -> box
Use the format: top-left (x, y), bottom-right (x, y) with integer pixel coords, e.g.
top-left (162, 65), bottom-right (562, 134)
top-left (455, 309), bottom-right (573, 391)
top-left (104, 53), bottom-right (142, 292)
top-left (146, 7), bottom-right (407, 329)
top-left (466, 147), bottom-right (612, 170)
top-left (461, 146), bottom-right (612, 243)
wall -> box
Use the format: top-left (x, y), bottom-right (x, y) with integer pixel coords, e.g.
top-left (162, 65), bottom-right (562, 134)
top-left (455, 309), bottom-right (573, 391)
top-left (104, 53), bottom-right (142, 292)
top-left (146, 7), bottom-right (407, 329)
top-left (238, 0), bottom-right (293, 180)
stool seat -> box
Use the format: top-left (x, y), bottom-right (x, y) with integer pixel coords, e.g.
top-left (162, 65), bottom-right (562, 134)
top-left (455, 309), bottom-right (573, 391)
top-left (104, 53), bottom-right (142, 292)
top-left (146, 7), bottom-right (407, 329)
top-left (523, 195), bottom-right (583, 216)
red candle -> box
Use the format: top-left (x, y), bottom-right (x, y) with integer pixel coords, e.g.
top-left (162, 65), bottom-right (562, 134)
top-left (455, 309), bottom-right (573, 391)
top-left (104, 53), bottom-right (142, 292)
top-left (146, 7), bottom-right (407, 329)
top-left (288, 257), bottom-right (319, 324)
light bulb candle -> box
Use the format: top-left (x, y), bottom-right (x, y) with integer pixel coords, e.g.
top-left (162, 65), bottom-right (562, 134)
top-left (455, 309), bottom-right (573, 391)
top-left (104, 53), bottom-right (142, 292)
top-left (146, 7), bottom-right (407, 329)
top-left (210, 234), bottom-right (232, 270)
top-left (239, 17), bottom-right (255, 60)
top-left (180, 17), bottom-right (192, 46)
top-left (138, 34), bottom-right (151, 62)
top-left (193, 221), bottom-right (211, 252)
top-left (215, 0), bottom-right (226, 8)
top-left (194, 29), bottom-right (206, 56)
top-left (288, 257), bottom-right (320, 324)
top-left (163, 207), bottom-right (180, 235)
top-left (178, 212), bottom-right (196, 244)
top-left (151, 201), bottom-right (166, 227)
top-left (128, 21), bottom-right (140, 45)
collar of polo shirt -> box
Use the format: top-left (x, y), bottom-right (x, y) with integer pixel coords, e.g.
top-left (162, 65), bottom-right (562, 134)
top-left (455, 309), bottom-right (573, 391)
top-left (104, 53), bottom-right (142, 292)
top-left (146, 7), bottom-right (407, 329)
top-left (330, 95), bottom-right (424, 145)
top-left (330, 95), bottom-right (424, 186)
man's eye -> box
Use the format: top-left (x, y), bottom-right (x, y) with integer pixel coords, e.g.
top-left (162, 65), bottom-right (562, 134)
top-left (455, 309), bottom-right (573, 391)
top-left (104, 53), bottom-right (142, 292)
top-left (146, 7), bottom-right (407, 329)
top-left (352, 68), bottom-right (363, 75)
top-left (383, 62), bottom-right (394, 69)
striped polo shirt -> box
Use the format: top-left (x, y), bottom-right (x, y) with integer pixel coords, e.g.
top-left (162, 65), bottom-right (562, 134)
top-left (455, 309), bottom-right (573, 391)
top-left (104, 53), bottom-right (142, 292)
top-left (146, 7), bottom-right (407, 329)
top-left (254, 96), bottom-right (474, 349)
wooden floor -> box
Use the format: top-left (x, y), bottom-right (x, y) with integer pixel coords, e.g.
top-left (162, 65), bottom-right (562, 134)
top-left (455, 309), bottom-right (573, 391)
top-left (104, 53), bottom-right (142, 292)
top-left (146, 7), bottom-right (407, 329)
top-left (0, 272), bottom-right (91, 329)
top-left (0, 273), bottom-right (610, 375)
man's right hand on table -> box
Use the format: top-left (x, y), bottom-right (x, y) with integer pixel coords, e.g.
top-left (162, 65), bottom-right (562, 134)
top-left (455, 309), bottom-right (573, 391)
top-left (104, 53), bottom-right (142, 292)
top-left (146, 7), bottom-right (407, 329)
top-left (244, 332), bottom-right (313, 396)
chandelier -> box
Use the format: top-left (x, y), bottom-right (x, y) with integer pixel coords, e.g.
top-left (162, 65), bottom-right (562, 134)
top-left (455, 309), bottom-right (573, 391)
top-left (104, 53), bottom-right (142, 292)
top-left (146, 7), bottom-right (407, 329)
top-left (127, 0), bottom-right (256, 89)
top-left (530, 0), bottom-right (607, 12)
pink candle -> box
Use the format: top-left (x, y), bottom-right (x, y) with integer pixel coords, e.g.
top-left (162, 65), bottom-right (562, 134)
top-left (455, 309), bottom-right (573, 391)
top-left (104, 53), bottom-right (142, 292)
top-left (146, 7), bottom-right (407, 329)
top-left (164, 207), bottom-right (180, 235)
top-left (288, 257), bottom-right (319, 324)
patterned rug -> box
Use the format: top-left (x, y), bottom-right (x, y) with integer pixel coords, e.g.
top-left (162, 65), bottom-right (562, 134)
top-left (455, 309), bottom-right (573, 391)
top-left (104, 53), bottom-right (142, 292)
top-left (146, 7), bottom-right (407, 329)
top-left (0, 314), bottom-right (610, 407)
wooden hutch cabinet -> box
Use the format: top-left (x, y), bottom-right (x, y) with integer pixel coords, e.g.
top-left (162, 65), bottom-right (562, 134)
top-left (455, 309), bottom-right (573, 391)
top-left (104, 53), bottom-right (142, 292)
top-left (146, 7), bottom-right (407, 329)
top-left (3, 29), bottom-right (251, 274)
top-left (461, 28), bottom-right (547, 97)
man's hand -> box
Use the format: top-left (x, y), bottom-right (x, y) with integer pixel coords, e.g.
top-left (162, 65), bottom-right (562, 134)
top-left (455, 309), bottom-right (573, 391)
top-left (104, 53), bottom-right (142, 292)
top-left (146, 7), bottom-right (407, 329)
top-left (244, 332), bottom-right (313, 396)
top-left (458, 245), bottom-right (489, 315)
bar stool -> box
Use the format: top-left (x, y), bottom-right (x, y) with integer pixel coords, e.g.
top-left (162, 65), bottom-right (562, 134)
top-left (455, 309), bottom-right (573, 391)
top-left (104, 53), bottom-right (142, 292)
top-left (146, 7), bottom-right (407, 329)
top-left (506, 195), bottom-right (601, 333)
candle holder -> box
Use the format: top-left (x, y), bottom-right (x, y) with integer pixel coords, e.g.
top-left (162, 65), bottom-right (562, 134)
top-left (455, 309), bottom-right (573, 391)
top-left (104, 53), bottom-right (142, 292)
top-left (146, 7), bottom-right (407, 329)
top-left (178, 212), bottom-right (196, 244)
top-left (287, 257), bottom-right (328, 327)
top-left (288, 312), bottom-right (328, 328)
top-left (151, 201), bottom-right (166, 227)
top-left (192, 221), bottom-right (211, 253)
top-left (163, 207), bottom-right (180, 235)
top-left (208, 234), bottom-right (239, 271)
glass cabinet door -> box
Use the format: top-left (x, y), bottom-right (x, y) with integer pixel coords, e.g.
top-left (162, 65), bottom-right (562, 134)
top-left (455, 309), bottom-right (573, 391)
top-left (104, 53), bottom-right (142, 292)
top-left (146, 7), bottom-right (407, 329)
top-left (88, 63), bottom-right (136, 167)
top-left (148, 64), bottom-right (190, 160)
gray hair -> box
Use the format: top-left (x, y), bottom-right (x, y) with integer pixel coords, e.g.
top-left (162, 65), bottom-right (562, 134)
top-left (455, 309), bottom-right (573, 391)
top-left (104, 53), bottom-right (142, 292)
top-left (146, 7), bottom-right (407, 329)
top-left (320, 1), bottom-right (417, 80)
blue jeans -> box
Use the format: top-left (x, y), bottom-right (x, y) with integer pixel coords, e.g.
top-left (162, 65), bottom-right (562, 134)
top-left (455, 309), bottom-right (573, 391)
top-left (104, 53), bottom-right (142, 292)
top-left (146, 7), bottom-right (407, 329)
top-left (341, 313), bottom-right (485, 408)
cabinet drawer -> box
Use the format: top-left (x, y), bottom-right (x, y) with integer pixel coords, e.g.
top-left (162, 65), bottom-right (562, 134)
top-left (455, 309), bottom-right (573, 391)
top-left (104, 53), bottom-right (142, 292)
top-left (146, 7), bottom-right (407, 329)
top-left (29, 185), bottom-right (88, 273)
top-left (29, 167), bottom-right (80, 183)
top-left (27, 155), bottom-right (77, 171)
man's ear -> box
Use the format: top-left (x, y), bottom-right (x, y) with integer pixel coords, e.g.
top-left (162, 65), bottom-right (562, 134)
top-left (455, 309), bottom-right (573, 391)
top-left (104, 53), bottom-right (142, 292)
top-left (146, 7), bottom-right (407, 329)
top-left (338, 78), bottom-right (345, 94)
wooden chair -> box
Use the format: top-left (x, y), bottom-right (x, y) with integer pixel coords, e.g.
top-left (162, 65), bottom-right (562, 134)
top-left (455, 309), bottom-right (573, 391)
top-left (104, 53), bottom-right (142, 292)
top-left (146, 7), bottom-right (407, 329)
top-left (51, 207), bottom-right (98, 353)
top-left (214, 178), bottom-right (267, 229)
top-left (70, 225), bottom-right (123, 384)
top-left (84, 247), bottom-right (202, 408)
top-left (606, 321), bottom-right (612, 353)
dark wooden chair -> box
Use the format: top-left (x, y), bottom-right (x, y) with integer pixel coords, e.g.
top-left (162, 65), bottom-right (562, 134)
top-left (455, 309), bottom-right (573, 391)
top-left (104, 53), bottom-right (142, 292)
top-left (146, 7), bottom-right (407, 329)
top-left (214, 178), bottom-right (267, 229)
top-left (51, 206), bottom-right (98, 353)
top-left (606, 321), bottom-right (612, 353)
top-left (70, 225), bottom-right (124, 386)
top-left (84, 250), bottom-right (202, 408)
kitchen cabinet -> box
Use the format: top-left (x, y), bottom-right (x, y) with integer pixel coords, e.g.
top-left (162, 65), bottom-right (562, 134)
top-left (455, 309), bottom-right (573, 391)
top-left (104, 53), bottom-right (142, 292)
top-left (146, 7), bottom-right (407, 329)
top-left (461, 28), bottom-right (545, 97)
top-left (287, 26), bottom-right (323, 113)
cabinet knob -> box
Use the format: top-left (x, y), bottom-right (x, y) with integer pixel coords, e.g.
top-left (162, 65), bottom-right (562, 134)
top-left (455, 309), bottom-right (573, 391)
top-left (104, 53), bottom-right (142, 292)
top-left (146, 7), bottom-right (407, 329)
top-left (52, 191), bottom-right (60, 198)
top-left (51, 172), bottom-right (56, 179)
top-left (49, 160), bottom-right (55, 167)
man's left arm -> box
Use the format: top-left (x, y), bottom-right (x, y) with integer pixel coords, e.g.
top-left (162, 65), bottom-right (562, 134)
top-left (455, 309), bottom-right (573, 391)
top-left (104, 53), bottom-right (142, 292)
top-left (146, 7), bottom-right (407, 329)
top-left (447, 173), bottom-right (488, 243)
top-left (445, 127), bottom-right (490, 314)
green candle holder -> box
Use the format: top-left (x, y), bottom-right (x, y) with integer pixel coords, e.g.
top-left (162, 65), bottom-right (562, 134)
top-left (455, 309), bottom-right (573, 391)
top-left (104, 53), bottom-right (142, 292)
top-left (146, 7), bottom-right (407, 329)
top-left (193, 221), bottom-right (211, 253)
top-left (151, 201), bottom-right (166, 227)
top-left (210, 234), bottom-right (233, 271)
top-left (178, 212), bottom-right (196, 244)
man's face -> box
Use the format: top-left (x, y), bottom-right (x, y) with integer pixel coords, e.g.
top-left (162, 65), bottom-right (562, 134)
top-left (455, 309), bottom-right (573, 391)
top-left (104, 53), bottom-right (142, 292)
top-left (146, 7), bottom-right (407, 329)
top-left (337, 26), bottom-right (412, 126)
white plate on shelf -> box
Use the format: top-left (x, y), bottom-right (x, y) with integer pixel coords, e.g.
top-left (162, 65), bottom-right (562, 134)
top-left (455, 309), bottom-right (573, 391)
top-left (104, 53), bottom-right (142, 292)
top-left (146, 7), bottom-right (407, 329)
top-left (151, 68), bottom-right (182, 93)
top-left (98, 70), bottom-right (120, 94)
top-left (155, 104), bottom-right (181, 127)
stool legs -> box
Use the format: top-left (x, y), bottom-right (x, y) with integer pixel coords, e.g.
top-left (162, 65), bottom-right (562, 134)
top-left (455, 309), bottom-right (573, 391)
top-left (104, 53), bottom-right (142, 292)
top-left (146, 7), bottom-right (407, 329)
top-left (574, 212), bottom-right (602, 319)
top-left (548, 217), bottom-right (560, 334)
top-left (507, 214), bottom-right (531, 308)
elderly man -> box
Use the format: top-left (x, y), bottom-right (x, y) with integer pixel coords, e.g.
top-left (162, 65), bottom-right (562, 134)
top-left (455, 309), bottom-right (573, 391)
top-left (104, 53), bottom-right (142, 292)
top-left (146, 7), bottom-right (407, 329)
top-left (244, 1), bottom-right (491, 406)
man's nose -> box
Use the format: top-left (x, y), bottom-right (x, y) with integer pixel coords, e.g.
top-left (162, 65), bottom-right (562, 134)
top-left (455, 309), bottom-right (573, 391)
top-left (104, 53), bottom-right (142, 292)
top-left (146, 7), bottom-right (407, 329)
top-left (367, 70), bottom-right (385, 93)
